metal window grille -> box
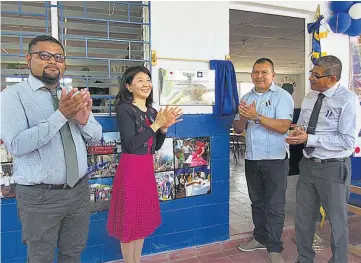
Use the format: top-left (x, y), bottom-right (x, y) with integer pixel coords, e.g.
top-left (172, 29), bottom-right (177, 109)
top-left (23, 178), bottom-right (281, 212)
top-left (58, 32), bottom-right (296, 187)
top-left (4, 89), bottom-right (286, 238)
top-left (1, 1), bottom-right (151, 116)
top-left (1, 1), bottom-right (51, 87)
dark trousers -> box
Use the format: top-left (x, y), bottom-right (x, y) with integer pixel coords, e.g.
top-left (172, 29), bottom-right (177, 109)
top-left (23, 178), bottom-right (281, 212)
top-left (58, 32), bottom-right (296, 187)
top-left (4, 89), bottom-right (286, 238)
top-left (296, 157), bottom-right (351, 263)
top-left (245, 158), bottom-right (288, 253)
top-left (16, 177), bottom-right (90, 263)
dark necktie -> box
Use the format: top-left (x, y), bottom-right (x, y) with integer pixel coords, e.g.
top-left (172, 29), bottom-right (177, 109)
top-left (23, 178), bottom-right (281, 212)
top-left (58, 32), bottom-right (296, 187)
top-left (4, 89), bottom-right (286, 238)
top-left (304, 93), bottom-right (325, 155)
top-left (49, 88), bottom-right (79, 187)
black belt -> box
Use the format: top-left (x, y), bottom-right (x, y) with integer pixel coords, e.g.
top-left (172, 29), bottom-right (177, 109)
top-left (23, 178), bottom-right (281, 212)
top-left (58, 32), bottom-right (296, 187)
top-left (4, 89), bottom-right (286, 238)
top-left (308, 157), bottom-right (348, 164)
top-left (24, 176), bottom-right (86, 190)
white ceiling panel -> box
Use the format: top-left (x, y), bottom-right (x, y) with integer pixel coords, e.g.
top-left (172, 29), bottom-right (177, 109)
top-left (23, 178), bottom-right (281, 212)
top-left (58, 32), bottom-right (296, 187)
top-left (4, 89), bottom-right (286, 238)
top-left (249, 14), bottom-right (305, 30)
top-left (233, 24), bottom-right (302, 40)
top-left (264, 38), bottom-right (305, 49)
top-left (229, 9), bottom-right (261, 24)
top-left (230, 9), bottom-right (306, 74)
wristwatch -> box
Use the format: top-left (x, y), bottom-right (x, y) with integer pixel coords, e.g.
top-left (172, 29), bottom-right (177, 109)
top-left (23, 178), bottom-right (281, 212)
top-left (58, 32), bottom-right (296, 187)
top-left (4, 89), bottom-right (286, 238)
top-left (254, 117), bottom-right (261, 124)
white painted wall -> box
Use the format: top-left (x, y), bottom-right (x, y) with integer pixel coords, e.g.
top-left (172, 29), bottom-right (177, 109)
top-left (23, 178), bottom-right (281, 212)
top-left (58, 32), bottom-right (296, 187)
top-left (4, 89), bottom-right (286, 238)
top-left (150, 1), bottom-right (229, 114)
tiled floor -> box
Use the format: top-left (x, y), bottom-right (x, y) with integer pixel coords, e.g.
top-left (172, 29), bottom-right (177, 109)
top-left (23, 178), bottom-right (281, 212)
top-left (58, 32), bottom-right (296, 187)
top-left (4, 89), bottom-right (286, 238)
top-left (114, 156), bottom-right (361, 263)
top-left (229, 156), bottom-right (298, 237)
top-left (228, 156), bottom-right (361, 262)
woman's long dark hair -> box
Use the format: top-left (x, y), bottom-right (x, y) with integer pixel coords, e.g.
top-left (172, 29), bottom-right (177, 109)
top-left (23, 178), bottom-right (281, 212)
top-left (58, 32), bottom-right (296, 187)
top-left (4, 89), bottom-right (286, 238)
top-left (115, 66), bottom-right (153, 107)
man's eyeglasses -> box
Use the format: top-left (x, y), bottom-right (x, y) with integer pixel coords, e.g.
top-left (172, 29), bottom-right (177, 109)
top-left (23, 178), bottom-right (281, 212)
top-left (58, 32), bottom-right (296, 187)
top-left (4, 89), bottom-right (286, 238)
top-left (29, 51), bottom-right (66, 63)
top-left (309, 71), bottom-right (333, 79)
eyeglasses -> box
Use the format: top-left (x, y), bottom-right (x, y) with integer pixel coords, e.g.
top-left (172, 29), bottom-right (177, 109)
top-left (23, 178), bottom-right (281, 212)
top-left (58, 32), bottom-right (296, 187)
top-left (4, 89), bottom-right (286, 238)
top-left (29, 51), bottom-right (66, 63)
top-left (309, 71), bottom-right (333, 79)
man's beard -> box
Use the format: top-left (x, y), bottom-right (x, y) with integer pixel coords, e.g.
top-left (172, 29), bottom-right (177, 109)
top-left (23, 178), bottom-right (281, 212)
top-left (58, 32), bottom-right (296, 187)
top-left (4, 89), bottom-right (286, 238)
top-left (31, 68), bottom-right (60, 85)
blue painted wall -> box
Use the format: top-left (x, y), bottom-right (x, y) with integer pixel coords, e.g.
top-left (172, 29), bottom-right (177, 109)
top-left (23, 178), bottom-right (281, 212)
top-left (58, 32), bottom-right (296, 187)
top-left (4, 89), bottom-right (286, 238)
top-left (1, 114), bottom-right (233, 263)
top-left (350, 155), bottom-right (361, 207)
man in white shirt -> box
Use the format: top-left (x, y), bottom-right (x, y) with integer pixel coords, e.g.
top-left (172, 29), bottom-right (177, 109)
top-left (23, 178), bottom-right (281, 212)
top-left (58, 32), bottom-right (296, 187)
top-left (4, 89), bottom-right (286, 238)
top-left (287, 55), bottom-right (361, 263)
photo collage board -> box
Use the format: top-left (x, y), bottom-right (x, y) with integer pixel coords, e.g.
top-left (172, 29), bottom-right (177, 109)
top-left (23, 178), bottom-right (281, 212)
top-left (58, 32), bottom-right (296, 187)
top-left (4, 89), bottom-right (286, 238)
top-left (86, 135), bottom-right (211, 211)
top-left (155, 137), bottom-right (211, 202)
top-left (1, 134), bottom-right (212, 211)
top-left (0, 132), bottom-right (121, 202)
top-left (1, 139), bottom-right (15, 198)
top-left (86, 132), bottom-right (121, 212)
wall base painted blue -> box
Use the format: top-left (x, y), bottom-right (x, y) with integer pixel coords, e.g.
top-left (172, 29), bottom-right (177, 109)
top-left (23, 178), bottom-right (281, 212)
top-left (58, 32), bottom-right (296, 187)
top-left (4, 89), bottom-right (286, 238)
top-left (1, 114), bottom-right (234, 263)
top-left (350, 156), bottom-right (361, 207)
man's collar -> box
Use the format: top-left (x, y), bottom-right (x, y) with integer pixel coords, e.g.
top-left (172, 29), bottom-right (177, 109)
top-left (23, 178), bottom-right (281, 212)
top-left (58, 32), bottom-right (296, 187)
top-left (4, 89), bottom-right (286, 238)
top-left (320, 82), bottom-right (339, 98)
top-left (28, 75), bottom-right (46, 91)
top-left (252, 82), bottom-right (276, 93)
top-left (269, 83), bottom-right (276, 92)
top-left (28, 75), bottom-right (60, 91)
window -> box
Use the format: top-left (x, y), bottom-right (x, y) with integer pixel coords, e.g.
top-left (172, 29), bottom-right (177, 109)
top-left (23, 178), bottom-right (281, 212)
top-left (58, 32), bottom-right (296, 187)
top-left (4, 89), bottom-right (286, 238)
top-left (1, 1), bottom-right (51, 90)
top-left (1, 1), bottom-right (151, 115)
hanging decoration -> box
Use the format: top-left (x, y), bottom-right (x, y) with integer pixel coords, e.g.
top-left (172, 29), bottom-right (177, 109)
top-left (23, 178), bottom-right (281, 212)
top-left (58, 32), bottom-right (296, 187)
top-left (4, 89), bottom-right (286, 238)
top-left (307, 5), bottom-right (328, 64)
top-left (349, 3), bottom-right (361, 19)
top-left (330, 1), bottom-right (354, 13)
top-left (345, 19), bottom-right (361, 36)
top-left (327, 1), bottom-right (361, 37)
top-left (328, 12), bottom-right (352, 33)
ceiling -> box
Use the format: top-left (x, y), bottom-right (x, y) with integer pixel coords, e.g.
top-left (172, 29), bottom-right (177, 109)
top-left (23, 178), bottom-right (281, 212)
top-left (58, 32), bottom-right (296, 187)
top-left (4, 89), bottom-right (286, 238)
top-left (230, 9), bottom-right (305, 75)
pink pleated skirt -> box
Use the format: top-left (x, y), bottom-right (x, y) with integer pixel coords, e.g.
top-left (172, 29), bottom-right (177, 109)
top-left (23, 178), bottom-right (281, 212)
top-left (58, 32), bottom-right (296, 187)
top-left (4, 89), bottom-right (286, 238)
top-left (107, 153), bottom-right (161, 242)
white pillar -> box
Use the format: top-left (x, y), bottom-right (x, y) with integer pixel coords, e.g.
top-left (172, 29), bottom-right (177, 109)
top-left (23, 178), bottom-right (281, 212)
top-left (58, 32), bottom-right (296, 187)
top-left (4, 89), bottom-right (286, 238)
top-left (51, 1), bottom-right (59, 40)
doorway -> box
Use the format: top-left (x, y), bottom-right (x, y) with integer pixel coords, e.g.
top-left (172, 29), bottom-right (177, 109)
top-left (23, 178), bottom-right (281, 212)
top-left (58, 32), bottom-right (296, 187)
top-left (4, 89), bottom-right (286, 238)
top-left (228, 8), bottom-right (306, 237)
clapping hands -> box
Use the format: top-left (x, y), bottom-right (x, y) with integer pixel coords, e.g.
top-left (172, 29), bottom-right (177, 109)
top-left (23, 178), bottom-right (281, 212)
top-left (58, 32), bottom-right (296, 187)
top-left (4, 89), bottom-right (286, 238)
top-left (58, 88), bottom-right (92, 125)
top-left (285, 125), bottom-right (308, 145)
top-left (238, 100), bottom-right (258, 120)
top-left (155, 106), bottom-right (183, 129)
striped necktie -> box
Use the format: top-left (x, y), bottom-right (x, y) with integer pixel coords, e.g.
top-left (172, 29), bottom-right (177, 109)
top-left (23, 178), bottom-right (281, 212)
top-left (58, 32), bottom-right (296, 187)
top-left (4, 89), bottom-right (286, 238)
top-left (304, 93), bottom-right (325, 155)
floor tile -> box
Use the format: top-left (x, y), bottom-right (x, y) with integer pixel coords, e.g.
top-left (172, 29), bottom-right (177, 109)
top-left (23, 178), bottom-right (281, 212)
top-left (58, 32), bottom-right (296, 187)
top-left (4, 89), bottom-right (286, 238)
top-left (223, 248), bottom-right (243, 257)
top-left (197, 251), bottom-right (226, 262)
top-left (172, 256), bottom-right (200, 263)
top-left (228, 251), bottom-right (268, 263)
top-left (207, 257), bottom-right (233, 263)
top-left (169, 247), bottom-right (195, 261)
top-left (195, 243), bottom-right (223, 256)
top-left (142, 253), bottom-right (169, 263)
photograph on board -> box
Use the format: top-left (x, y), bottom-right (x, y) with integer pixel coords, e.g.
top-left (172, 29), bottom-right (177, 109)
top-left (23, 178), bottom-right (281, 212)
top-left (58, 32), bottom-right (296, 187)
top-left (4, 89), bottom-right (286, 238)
top-left (89, 177), bottom-right (113, 212)
top-left (174, 165), bottom-right (211, 199)
top-left (87, 132), bottom-right (121, 155)
top-left (174, 137), bottom-right (210, 169)
top-left (0, 139), bottom-right (12, 163)
top-left (155, 171), bottom-right (175, 201)
top-left (1, 163), bottom-right (15, 198)
top-left (154, 137), bottom-right (174, 172)
top-left (87, 153), bottom-right (119, 178)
